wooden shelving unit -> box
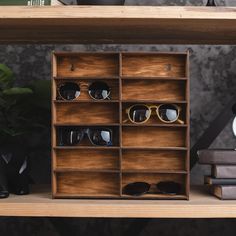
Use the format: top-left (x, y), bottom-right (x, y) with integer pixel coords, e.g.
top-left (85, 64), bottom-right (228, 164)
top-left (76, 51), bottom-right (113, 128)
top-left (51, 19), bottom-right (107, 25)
top-left (51, 51), bottom-right (189, 199)
top-left (0, 6), bottom-right (236, 44)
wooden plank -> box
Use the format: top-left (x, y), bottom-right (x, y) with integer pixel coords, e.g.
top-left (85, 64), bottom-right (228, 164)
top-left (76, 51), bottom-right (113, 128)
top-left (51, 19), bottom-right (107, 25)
top-left (1, 186), bottom-right (236, 218)
top-left (0, 6), bottom-right (236, 44)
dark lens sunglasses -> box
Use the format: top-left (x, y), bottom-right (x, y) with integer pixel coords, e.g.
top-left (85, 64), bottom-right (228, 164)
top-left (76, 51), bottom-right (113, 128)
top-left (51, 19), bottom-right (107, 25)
top-left (123, 181), bottom-right (182, 196)
top-left (58, 81), bottom-right (111, 101)
top-left (59, 127), bottom-right (113, 146)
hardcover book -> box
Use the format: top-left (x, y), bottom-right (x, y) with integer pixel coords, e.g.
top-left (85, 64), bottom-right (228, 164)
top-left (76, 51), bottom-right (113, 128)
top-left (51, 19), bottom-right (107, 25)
top-left (212, 165), bottom-right (236, 178)
top-left (0, 0), bottom-right (51, 5)
top-left (213, 185), bottom-right (236, 200)
top-left (205, 176), bottom-right (236, 185)
top-left (198, 149), bottom-right (236, 164)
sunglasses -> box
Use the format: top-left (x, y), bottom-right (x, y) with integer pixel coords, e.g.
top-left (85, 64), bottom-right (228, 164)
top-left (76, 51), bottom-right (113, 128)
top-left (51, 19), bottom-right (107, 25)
top-left (125, 104), bottom-right (184, 124)
top-left (58, 81), bottom-right (111, 101)
top-left (58, 127), bottom-right (113, 146)
top-left (123, 181), bottom-right (182, 196)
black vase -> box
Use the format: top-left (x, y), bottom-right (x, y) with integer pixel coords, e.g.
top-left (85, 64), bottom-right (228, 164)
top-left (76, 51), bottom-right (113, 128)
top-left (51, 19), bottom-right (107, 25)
top-left (0, 156), bottom-right (9, 198)
top-left (5, 150), bottom-right (30, 195)
top-left (206, 0), bottom-right (216, 6)
top-left (77, 0), bottom-right (125, 5)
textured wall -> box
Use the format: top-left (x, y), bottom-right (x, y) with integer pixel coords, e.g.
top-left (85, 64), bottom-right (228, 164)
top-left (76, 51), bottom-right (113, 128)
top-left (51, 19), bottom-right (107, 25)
top-left (1, 0), bottom-right (236, 235)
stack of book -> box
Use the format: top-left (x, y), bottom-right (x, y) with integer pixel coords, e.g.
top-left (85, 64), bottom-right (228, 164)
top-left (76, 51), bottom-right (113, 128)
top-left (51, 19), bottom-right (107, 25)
top-left (0, 0), bottom-right (63, 5)
top-left (198, 149), bottom-right (236, 199)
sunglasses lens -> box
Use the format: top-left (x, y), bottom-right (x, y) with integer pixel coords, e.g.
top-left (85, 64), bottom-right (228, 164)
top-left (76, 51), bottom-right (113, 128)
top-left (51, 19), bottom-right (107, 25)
top-left (90, 129), bottom-right (112, 146)
top-left (59, 128), bottom-right (82, 146)
top-left (129, 105), bottom-right (150, 123)
top-left (59, 82), bottom-right (80, 100)
top-left (156, 181), bottom-right (181, 195)
top-left (158, 104), bottom-right (178, 122)
top-left (89, 81), bottom-right (110, 100)
top-left (123, 182), bottom-right (150, 196)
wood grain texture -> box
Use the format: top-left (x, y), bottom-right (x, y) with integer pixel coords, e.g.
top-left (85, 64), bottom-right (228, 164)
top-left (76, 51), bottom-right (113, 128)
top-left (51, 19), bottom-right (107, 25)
top-left (122, 54), bottom-right (186, 77)
top-left (122, 150), bottom-right (186, 171)
top-left (1, 7), bottom-right (236, 44)
top-left (56, 149), bottom-right (119, 170)
top-left (55, 102), bottom-right (119, 124)
top-left (57, 172), bottom-right (120, 196)
top-left (122, 127), bottom-right (186, 147)
top-left (56, 54), bottom-right (119, 77)
top-left (2, 186), bottom-right (236, 218)
top-left (122, 80), bottom-right (186, 101)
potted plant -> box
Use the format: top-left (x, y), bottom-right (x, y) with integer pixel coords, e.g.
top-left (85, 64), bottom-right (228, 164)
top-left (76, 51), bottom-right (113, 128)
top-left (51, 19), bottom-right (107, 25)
top-left (0, 64), bottom-right (51, 198)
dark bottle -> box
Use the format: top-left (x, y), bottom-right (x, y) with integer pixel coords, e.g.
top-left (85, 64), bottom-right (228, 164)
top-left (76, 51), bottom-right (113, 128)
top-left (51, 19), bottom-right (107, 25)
top-left (206, 0), bottom-right (216, 6)
top-left (0, 156), bottom-right (9, 198)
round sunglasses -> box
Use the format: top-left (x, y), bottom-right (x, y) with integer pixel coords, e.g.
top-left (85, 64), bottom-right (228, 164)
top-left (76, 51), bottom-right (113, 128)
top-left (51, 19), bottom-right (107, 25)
top-left (123, 181), bottom-right (182, 196)
top-left (58, 81), bottom-right (111, 101)
top-left (126, 104), bottom-right (184, 124)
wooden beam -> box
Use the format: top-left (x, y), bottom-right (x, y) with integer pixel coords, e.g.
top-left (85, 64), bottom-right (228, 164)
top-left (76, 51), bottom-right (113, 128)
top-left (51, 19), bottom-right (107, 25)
top-left (0, 186), bottom-right (236, 218)
top-left (0, 6), bottom-right (236, 44)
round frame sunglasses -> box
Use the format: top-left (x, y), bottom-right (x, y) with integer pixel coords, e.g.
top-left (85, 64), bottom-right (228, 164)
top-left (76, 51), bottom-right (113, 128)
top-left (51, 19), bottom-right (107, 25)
top-left (125, 104), bottom-right (184, 124)
top-left (58, 81), bottom-right (111, 101)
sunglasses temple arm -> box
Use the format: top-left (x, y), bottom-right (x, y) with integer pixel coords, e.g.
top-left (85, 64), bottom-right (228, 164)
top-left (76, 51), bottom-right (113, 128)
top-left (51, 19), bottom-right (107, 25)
top-left (177, 119), bottom-right (184, 124)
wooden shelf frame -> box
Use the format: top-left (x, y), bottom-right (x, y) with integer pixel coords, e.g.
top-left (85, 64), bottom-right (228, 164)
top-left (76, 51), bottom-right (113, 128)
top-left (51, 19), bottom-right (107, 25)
top-left (0, 6), bottom-right (236, 44)
top-left (51, 51), bottom-right (190, 199)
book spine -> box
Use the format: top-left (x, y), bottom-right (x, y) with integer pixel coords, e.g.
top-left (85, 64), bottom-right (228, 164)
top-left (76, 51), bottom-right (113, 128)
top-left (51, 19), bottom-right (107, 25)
top-left (198, 150), bottom-right (236, 164)
top-left (213, 185), bottom-right (236, 200)
top-left (0, 0), bottom-right (51, 5)
top-left (205, 176), bottom-right (236, 185)
top-left (213, 165), bottom-right (236, 178)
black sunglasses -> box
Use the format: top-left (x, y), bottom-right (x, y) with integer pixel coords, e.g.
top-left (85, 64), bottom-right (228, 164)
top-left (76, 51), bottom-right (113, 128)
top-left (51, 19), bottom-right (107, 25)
top-left (58, 81), bottom-right (111, 101)
top-left (58, 127), bottom-right (113, 146)
top-left (123, 181), bottom-right (182, 196)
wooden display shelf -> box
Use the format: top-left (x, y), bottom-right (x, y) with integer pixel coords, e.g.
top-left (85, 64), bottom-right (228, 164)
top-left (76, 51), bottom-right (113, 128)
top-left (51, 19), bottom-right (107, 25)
top-left (1, 186), bottom-right (236, 218)
top-left (0, 6), bottom-right (236, 44)
top-left (51, 51), bottom-right (189, 199)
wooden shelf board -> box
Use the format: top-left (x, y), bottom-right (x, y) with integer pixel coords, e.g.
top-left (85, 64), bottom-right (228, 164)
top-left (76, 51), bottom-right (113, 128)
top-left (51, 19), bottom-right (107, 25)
top-left (53, 146), bottom-right (120, 150)
top-left (54, 123), bottom-right (120, 126)
top-left (122, 123), bottom-right (188, 127)
top-left (121, 77), bottom-right (188, 80)
top-left (54, 168), bottom-right (119, 173)
top-left (1, 186), bottom-right (236, 218)
top-left (54, 100), bottom-right (119, 103)
top-left (1, 6), bottom-right (236, 44)
top-left (122, 100), bottom-right (187, 104)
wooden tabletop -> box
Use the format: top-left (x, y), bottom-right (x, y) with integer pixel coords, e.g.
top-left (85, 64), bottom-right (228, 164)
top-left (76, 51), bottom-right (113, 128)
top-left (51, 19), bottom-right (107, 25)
top-left (0, 6), bottom-right (236, 44)
top-left (0, 186), bottom-right (236, 218)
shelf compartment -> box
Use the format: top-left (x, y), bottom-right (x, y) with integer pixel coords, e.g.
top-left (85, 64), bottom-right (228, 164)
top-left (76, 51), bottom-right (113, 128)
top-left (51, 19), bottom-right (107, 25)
top-left (55, 102), bottom-right (119, 124)
top-left (122, 149), bottom-right (187, 171)
top-left (56, 172), bottom-right (120, 197)
top-left (56, 53), bottom-right (119, 78)
top-left (122, 126), bottom-right (187, 147)
top-left (122, 79), bottom-right (186, 101)
top-left (121, 53), bottom-right (187, 78)
top-left (55, 79), bottom-right (119, 101)
top-left (55, 148), bottom-right (120, 170)
top-left (122, 102), bottom-right (186, 125)
top-left (121, 173), bottom-right (187, 199)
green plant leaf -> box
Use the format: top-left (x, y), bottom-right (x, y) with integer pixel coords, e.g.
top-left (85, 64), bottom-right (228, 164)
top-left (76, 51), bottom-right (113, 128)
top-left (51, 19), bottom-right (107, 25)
top-left (0, 64), bottom-right (14, 89)
top-left (3, 87), bottom-right (33, 95)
